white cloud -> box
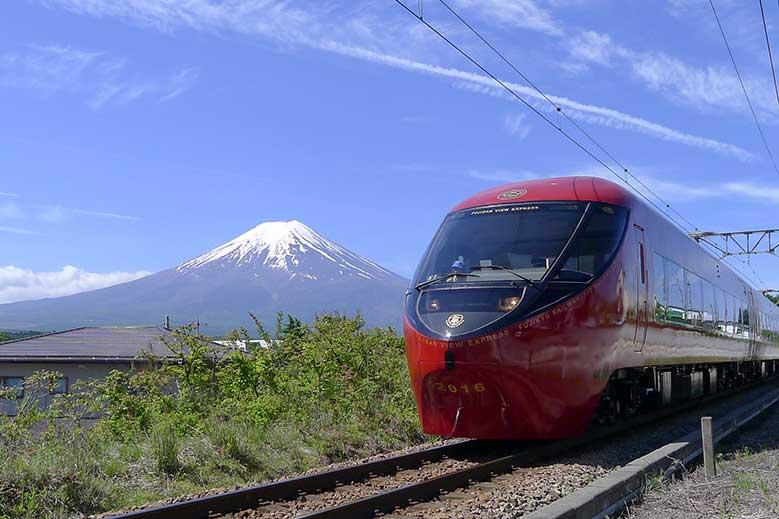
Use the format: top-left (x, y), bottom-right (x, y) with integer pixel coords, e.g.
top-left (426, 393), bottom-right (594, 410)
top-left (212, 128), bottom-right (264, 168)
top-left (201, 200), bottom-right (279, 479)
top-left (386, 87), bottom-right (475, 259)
top-left (0, 192), bottom-right (18, 197)
top-left (0, 202), bottom-right (23, 219)
top-left (71, 209), bottom-right (140, 221)
top-left (630, 53), bottom-right (779, 120)
top-left (38, 205), bottom-right (139, 223)
top-left (0, 265), bottom-right (151, 304)
top-left (38, 206), bottom-right (67, 223)
top-left (0, 44), bottom-right (198, 109)
top-left (563, 28), bottom-right (779, 121)
top-left (567, 30), bottom-right (620, 67)
top-left (503, 113), bottom-right (531, 139)
top-left (325, 42), bottom-right (754, 161)
top-left (0, 226), bottom-right (39, 236)
top-left (452, 0), bottom-right (563, 36)
top-left (724, 182), bottom-right (779, 203)
top-left (33, 0), bottom-right (757, 160)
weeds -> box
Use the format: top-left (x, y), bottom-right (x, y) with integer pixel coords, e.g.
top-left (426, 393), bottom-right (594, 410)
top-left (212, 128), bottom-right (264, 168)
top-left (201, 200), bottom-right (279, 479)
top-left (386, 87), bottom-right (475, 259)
top-left (0, 313), bottom-right (422, 518)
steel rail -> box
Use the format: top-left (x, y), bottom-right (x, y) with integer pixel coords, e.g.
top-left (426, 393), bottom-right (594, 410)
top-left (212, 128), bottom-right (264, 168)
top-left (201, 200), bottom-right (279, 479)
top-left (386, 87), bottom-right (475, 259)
top-left (108, 439), bottom-right (483, 519)
top-left (295, 378), bottom-right (779, 518)
top-left (109, 378), bottom-right (777, 519)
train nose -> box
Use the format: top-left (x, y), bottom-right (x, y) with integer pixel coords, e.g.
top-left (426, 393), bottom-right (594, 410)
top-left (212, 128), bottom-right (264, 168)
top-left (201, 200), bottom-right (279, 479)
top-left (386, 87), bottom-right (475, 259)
top-left (419, 362), bottom-right (537, 439)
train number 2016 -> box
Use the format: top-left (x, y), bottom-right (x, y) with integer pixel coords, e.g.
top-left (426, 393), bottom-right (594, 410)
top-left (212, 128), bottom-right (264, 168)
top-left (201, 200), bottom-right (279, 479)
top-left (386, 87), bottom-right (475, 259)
top-left (434, 382), bottom-right (486, 393)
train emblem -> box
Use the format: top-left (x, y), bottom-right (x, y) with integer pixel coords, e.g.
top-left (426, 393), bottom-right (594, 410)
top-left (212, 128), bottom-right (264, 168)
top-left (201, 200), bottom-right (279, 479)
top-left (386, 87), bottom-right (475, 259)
top-left (446, 313), bottom-right (465, 328)
top-left (497, 188), bottom-right (527, 200)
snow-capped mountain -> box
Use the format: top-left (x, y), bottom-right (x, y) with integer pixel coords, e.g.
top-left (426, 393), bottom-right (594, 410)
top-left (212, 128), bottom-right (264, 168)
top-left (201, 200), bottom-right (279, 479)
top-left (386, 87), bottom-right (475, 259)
top-left (0, 221), bottom-right (409, 335)
top-left (177, 220), bottom-right (395, 282)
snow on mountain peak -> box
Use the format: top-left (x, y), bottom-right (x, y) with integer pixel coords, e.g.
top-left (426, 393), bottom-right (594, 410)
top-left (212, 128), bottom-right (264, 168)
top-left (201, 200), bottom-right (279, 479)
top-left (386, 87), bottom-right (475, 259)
top-left (176, 220), bottom-right (394, 281)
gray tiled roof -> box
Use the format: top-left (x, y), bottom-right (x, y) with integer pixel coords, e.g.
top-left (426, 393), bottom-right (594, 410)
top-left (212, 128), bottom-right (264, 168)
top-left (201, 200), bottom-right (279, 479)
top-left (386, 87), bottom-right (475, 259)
top-left (0, 326), bottom-right (200, 361)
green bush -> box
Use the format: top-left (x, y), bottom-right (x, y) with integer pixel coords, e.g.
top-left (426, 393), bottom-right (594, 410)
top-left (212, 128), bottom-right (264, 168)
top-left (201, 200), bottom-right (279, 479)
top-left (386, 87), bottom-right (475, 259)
top-left (0, 313), bottom-right (422, 518)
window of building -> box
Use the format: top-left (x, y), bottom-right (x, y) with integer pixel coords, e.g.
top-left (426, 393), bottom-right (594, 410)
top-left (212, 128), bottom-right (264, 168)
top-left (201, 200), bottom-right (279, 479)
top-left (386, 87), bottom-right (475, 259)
top-left (1, 377), bottom-right (24, 399)
top-left (51, 377), bottom-right (68, 395)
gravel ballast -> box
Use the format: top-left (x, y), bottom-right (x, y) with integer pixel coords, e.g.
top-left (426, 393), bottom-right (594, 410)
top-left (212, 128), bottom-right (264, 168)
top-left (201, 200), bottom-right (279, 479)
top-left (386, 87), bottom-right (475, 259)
top-left (392, 383), bottom-right (779, 518)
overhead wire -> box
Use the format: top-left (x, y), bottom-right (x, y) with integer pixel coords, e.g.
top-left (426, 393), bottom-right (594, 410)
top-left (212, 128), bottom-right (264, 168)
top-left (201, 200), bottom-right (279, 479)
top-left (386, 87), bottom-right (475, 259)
top-left (392, 0), bottom-right (697, 234)
top-left (709, 0), bottom-right (779, 176)
top-left (394, 0), bottom-right (774, 289)
top-left (436, 0), bottom-right (700, 233)
top-left (758, 0), bottom-right (779, 107)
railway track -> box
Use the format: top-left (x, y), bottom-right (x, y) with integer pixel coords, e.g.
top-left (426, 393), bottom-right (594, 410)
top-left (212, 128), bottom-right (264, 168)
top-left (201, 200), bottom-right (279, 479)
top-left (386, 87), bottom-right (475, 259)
top-left (110, 380), bottom-right (779, 519)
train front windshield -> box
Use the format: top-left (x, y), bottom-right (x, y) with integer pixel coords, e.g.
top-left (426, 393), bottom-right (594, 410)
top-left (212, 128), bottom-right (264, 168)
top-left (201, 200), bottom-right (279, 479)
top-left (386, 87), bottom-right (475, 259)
top-left (411, 202), bottom-right (628, 337)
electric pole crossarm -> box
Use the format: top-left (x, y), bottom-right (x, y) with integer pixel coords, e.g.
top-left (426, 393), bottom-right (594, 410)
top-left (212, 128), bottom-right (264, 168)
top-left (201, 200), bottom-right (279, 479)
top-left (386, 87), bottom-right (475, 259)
top-left (690, 228), bottom-right (779, 258)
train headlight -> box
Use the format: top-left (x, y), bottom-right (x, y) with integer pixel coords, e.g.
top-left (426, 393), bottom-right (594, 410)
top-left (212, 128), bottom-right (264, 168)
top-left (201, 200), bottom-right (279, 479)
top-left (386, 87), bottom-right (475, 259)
top-left (498, 296), bottom-right (521, 312)
top-left (427, 298), bottom-right (441, 311)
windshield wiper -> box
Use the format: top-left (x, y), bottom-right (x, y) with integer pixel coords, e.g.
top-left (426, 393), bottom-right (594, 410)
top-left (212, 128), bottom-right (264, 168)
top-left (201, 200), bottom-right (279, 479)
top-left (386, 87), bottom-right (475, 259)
top-left (414, 272), bottom-right (481, 291)
top-left (469, 264), bottom-right (538, 286)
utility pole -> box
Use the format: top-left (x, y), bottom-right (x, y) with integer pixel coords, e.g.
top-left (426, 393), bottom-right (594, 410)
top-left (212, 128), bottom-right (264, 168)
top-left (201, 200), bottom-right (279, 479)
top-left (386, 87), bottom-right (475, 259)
top-left (690, 228), bottom-right (779, 261)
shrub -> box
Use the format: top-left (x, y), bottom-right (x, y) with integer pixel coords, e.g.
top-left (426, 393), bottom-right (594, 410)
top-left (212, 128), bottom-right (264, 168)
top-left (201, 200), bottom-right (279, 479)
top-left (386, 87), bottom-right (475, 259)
top-left (0, 313), bottom-right (422, 518)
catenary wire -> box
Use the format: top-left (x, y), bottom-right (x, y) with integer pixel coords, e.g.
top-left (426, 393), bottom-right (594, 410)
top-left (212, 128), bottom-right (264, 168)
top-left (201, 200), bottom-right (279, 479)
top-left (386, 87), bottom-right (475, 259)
top-left (709, 0), bottom-right (779, 176)
top-left (758, 0), bottom-right (779, 107)
top-left (392, 0), bottom-right (696, 234)
top-left (436, 0), bottom-right (700, 232)
top-left (395, 0), bottom-right (772, 289)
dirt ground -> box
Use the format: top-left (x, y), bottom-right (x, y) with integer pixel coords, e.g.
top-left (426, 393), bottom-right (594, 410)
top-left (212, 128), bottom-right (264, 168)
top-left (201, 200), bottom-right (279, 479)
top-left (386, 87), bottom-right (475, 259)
top-left (624, 402), bottom-right (779, 519)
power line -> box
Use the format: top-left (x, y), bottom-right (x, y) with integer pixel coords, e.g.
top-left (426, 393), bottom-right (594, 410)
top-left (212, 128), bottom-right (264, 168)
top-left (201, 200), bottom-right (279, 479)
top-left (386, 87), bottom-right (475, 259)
top-left (436, 0), bottom-right (699, 232)
top-left (758, 0), bottom-right (779, 107)
top-left (392, 0), bottom-right (696, 233)
top-left (709, 0), bottom-right (779, 177)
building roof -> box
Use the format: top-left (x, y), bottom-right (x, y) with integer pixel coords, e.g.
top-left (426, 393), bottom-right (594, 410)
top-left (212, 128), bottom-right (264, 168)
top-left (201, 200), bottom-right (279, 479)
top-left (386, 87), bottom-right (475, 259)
top-left (451, 176), bottom-right (633, 212)
top-left (0, 326), bottom-right (215, 362)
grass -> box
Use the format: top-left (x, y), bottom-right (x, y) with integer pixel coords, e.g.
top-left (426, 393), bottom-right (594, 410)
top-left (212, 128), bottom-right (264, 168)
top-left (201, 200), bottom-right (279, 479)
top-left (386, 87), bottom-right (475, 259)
top-left (0, 315), bottom-right (424, 518)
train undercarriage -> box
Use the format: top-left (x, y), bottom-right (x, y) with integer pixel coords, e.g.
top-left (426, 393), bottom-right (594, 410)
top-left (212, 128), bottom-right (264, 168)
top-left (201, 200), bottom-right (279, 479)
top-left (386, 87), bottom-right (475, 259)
top-left (595, 360), bottom-right (779, 425)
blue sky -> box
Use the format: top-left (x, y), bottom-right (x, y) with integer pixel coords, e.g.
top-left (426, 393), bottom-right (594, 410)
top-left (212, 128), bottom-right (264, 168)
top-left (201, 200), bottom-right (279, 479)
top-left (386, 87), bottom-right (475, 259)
top-left (2, 0), bottom-right (779, 303)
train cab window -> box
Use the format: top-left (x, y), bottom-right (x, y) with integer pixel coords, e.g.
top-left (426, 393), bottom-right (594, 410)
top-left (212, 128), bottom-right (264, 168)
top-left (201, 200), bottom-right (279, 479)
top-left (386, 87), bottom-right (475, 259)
top-left (410, 202), bottom-right (628, 337)
top-left (413, 202), bottom-right (586, 287)
top-left (554, 204), bottom-right (629, 282)
top-left (652, 253), bottom-right (667, 322)
top-left (666, 260), bottom-right (686, 325)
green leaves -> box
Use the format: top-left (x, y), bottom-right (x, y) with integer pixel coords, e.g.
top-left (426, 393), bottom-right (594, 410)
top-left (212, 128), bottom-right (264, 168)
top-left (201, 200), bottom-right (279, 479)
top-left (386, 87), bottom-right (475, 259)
top-left (0, 313), bottom-right (422, 518)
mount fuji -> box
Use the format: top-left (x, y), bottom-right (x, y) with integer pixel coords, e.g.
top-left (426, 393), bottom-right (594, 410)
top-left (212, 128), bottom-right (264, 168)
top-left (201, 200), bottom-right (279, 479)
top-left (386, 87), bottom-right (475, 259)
top-left (0, 221), bottom-right (410, 335)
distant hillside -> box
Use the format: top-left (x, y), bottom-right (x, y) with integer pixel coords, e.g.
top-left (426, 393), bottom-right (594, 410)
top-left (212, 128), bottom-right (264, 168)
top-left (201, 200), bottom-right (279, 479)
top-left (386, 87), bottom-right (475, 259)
top-left (0, 221), bottom-right (409, 335)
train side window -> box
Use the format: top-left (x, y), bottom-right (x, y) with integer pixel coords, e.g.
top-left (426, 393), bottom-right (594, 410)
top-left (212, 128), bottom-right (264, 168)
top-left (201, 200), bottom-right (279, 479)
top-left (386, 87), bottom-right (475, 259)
top-left (652, 252), bottom-right (667, 322)
top-left (702, 281), bottom-right (716, 331)
top-left (728, 295), bottom-right (738, 337)
top-left (715, 288), bottom-right (727, 335)
top-left (738, 300), bottom-right (749, 338)
top-left (666, 260), bottom-right (686, 325)
top-left (735, 297), bottom-right (742, 337)
top-left (686, 271), bottom-right (703, 328)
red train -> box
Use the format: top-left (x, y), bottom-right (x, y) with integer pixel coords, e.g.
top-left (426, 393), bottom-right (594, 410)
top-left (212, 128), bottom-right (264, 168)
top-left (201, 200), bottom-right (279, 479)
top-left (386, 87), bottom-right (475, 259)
top-left (404, 176), bottom-right (779, 440)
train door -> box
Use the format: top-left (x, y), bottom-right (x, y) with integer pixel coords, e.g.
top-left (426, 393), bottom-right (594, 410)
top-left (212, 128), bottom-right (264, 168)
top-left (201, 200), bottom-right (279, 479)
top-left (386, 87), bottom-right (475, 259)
top-left (633, 225), bottom-right (648, 352)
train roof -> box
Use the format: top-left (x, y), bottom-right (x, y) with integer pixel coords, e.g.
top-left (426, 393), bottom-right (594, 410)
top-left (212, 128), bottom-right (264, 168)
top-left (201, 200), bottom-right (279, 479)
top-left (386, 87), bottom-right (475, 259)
top-left (451, 176), bottom-right (633, 212)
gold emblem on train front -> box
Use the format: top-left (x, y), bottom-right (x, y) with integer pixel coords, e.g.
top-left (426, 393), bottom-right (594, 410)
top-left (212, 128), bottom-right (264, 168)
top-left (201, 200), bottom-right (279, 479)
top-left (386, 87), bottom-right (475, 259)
top-left (497, 188), bottom-right (527, 200)
top-left (446, 313), bottom-right (465, 328)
